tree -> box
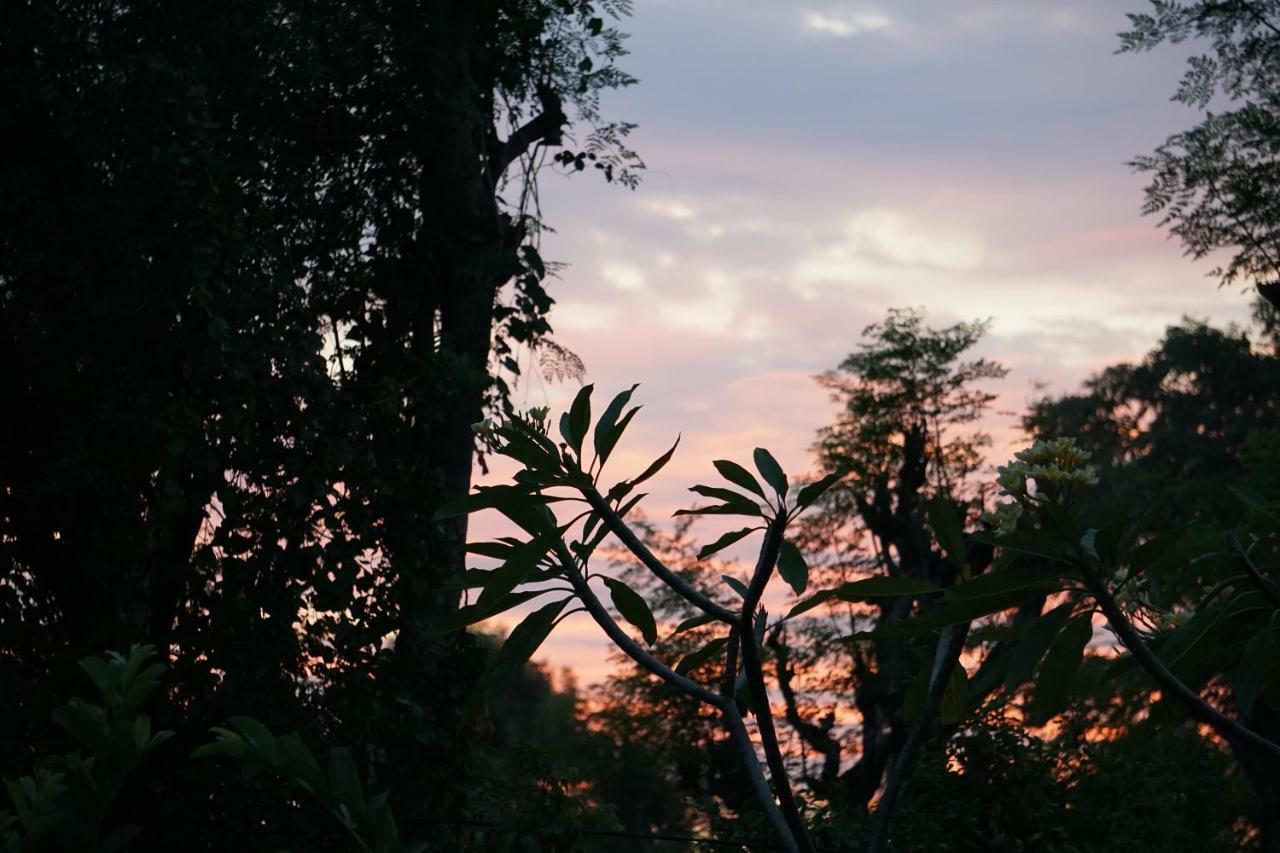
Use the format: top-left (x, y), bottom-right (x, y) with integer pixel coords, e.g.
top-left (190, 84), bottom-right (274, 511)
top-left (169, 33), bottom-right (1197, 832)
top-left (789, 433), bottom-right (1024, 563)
top-left (1121, 0), bottom-right (1280, 309)
top-left (439, 309), bottom-right (1015, 850)
top-left (799, 308), bottom-right (1006, 835)
top-left (0, 0), bottom-right (640, 843)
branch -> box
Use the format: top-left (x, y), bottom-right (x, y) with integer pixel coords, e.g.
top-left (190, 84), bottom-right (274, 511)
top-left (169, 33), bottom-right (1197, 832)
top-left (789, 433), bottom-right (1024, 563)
top-left (722, 706), bottom-right (804, 853)
top-left (554, 541), bottom-right (725, 708)
top-left (1233, 533), bottom-right (1280, 607)
top-left (733, 516), bottom-right (814, 850)
top-left (769, 631), bottom-right (841, 784)
top-left (492, 84), bottom-right (567, 178)
top-left (740, 615), bottom-right (815, 853)
top-left (1089, 579), bottom-right (1280, 761)
top-left (581, 486), bottom-right (738, 623)
top-left (555, 540), bottom-right (802, 853)
top-left (867, 623), bottom-right (969, 853)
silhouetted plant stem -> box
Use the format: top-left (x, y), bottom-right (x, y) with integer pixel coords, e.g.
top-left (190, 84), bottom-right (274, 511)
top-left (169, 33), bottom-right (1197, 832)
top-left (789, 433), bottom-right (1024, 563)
top-left (582, 485), bottom-right (738, 623)
top-left (868, 622), bottom-right (969, 853)
top-left (553, 540), bottom-right (803, 853)
top-left (1088, 579), bottom-right (1280, 761)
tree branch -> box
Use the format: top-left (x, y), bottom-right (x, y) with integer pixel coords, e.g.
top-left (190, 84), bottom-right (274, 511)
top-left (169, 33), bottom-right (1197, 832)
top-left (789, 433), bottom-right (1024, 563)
top-left (581, 485), bottom-right (738, 623)
top-left (553, 539), bottom-right (802, 852)
top-left (1089, 579), bottom-right (1280, 761)
top-left (867, 622), bottom-right (969, 853)
top-left (491, 84), bottom-right (566, 178)
top-left (554, 540), bottom-right (725, 707)
top-left (769, 630), bottom-right (841, 785)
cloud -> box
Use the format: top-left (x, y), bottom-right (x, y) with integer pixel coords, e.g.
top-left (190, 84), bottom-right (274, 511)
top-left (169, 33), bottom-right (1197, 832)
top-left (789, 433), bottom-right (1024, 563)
top-left (802, 8), bottom-right (893, 38)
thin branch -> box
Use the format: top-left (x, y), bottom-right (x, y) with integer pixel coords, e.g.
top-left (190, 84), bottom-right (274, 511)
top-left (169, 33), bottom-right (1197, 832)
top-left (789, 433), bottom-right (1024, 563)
top-left (740, 613), bottom-right (816, 853)
top-left (554, 541), bottom-right (725, 707)
top-left (553, 540), bottom-right (802, 853)
top-left (1233, 533), bottom-right (1280, 606)
top-left (770, 631), bottom-right (841, 784)
top-left (722, 705), bottom-right (804, 853)
top-left (581, 486), bottom-right (738, 623)
top-left (1089, 579), bottom-right (1280, 761)
top-left (867, 622), bottom-right (969, 853)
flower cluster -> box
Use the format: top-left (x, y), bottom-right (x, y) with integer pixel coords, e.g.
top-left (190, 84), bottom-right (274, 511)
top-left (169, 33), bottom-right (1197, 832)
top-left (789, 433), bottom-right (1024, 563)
top-left (995, 437), bottom-right (1099, 502)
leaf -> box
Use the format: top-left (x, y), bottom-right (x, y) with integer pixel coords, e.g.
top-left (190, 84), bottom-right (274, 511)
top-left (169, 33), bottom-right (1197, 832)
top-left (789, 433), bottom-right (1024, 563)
top-left (432, 485), bottom-right (533, 521)
top-left (970, 529), bottom-right (1071, 563)
top-left (721, 574), bottom-right (750, 598)
top-left (631, 435), bottom-right (680, 489)
top-left (689, 484), bottom-right (759, 506)
top-left (474, 536), bottom-right (554, 608)
top-left (713, 460), bottom-right (766, 499)
top-left (676, 636), bottom-right (730, 675)
top-left (795, 472), bottom-right (842, 509)
top-left (945, 565), bottom-right (1060, 602)
top-left (697, 526), bottom-right (759, 560)
top-left (1004, 603), bottom-right (1074, 689)
top-left (673, 502), bottom-right (763, 518)
top-left (939, 663), bottom-right (969, 725)
top-left (777, 541), bottom-right (809, 595)
top-left (490, 598), bottom-right (569, 679)
top-left (753, 448), bottom-right (788, 497)
top-left (328, 746), bottom-right (365, 807)
top-left (1079, 528), bottom-right (1099, 559)
top-left (786, 588), bottom-right (837, 619)
top-left (672, 613), bottom-right (717, 635)
top-left (837, 575), bottom-right (941, 600)
top-left (424, 589), bottom-right (546, 638)
top-left (603, 577), bottom-right (658, 645)
top-left (926, 497), bottom-right (968, 571)
top-left (1031, 613), bottom-right (1094, 722)
top-left (594, 384), bottom-right (640, 465)
top-left (562, 384), bottom-right (593, 455)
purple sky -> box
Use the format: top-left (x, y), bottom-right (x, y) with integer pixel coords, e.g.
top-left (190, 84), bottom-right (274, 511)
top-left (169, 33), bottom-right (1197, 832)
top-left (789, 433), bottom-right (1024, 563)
top-left (474, 1), bottom-right (1259, 683)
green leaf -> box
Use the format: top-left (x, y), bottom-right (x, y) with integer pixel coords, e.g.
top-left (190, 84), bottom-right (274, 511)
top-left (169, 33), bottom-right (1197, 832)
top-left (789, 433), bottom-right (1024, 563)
top-left (328, 746), bottom-right (365, 807)
top-left (777, 541), bottom-right (809, 595)
top-left (795, 472), bottom-right (842, 509)
top-left (713, 460), bottom-right (766, 499)
top-left (594, 385), bottom-right (640, 465)
top-left (603, 577), bottom-right (658, 645)
top-left (1031, 613), bottom-right (1094, 722)
top-left (1079, 528), bottom-right (1099, 559)
top-left (424, 589), bottom-right (547, 638)
top-left (432, 485), bottom-right (534, 521)
top-left (926, 497), bottom-right (968, 571)
top-left (675, 636), bottom-right (730, 676)
top-left (786, 588), bottom-right (837, 619)
top-left (939, 663), bottom-right (969, 726)
top-left (562, 384), bottom-right (593, 455)
top-left (837, 575), bottom-right (941, 600)
top-left (722, 574), bottom-right (750, 598)
top-left (475, 536), bottom-right (554, 608)
top-left (971, 529), bottom-right (1071, 563)
top-left (1004, 603), bottom-right (1074, 689)
top-left (491, 598), bottom-right (569, 679)
top-left (672, 613), bottom-right (718, 635)
top-left (697, 526), bottom-right (759, 560)
top-left (753, 448), bottom-right (788, 497)
top-left (945, 565), bottom-right (1060, 603)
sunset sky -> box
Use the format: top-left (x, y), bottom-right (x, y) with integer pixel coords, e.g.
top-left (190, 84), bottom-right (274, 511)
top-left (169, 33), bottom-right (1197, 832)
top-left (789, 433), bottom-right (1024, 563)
top-left (475, 1), bottom-right (1260, 683)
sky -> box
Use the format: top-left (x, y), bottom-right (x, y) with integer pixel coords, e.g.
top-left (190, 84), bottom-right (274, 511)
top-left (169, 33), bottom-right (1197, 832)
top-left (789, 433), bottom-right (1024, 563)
top-left (474, 0), bottom-right (1261, 684)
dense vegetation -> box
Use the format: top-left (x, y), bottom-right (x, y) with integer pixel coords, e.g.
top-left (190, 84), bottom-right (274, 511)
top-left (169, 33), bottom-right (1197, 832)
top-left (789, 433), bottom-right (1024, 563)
top-left (2, 1), bottom-right (1279, 851)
